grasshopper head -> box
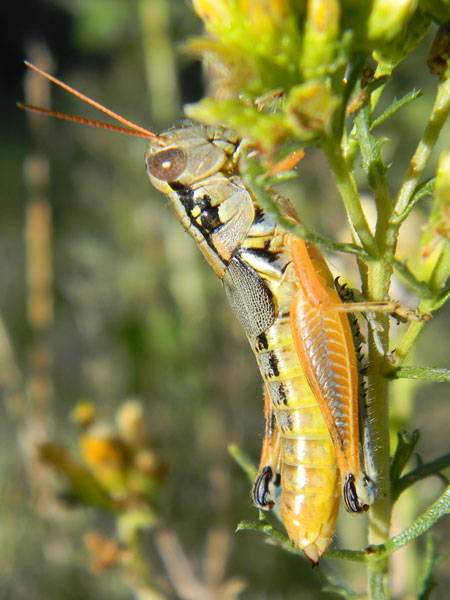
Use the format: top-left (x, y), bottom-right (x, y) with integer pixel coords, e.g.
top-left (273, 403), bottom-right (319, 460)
top-left (145, 125), bottom-right (232, 193)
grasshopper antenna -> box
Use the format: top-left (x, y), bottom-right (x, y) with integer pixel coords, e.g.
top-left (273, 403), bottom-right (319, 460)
top-left (18, 60), bottom-right (165, 143)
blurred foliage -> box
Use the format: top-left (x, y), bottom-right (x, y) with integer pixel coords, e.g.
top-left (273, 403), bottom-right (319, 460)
top-left (1, 0), bottom-right (450, 599)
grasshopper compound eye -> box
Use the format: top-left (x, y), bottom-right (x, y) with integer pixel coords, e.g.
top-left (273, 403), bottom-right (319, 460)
top-left (146, 147), bottom-right (186, 182)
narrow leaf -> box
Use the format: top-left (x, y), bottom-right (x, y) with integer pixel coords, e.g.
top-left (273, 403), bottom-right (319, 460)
top-left (418, 534), bottom-right (438, 600)
top-left (377, 485), bottom-right (450, 558)
top-left (236, 520), bottom-right (301, 555)
top-left (395, 453), bottom-right (450, 500)
top-left (430, 287), bottom-right (450, 312)
top-left (390, 258), bottom-right (434, 298)
top-left (228, 444), bottom-right (257, 483)
top-left (40, 443), bottom-right (119, 512)
top-left (392, 177), bottom-right (435, 224)
top-left (321, 571), bottom-right (360, 600)
top-left (371, 90), bottom-right (423, 130)
top-left (388, 366), bottom-right (450, 382)
top-left (390, 430), bottom-right (421, 492)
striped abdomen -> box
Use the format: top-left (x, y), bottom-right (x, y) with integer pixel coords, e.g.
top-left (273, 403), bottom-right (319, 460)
top-left (251, 291), bottom-right (340, 564)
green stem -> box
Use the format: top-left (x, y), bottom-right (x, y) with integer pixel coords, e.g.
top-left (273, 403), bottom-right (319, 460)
top-left (390, 258), bottom-right (434, 298)
top-left (365, 260), bottom-right (392, 598)
top-left (354, 103), bottom-right (393, 246)
top-left (393, 318), bottom-right (428, 366)
top-left (369, 484), bottom-right (450, 560)
top-left (324, 548), bottom-right (368, 563)
top-left (393, 76), bottom-right (450, 220)
top-left (322, 136), bottom-right (377, 254)
top-left (393, 249), bottom-right (449, 364)
top-left (428, 240), bottom-right (450, 296)
top-left (394, 453), bottom-right (450, 501)
top-left (242, 159), bottom-right (372, 259)
top-left (384, 76), bottom-right (450, 269)
top-left (228, 444), bottom-right (257, 484)
top-left (368, 562), bottom-right (388, 600)
top-left (386, 366), bottom-right (450, 382)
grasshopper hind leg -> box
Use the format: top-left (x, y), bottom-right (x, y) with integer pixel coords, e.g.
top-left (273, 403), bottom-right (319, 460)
top-left (252, 466), bottom-right (281, 510)
top-left (252, 386), bottom-right (281, 511)
top-left (335, 280), bottom-right (379, 508)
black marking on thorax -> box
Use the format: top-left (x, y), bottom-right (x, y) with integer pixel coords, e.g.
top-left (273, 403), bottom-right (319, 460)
top-left (253, 205), bottom-right (265, 224)
top-left (245, 242), bottom-right (280, 263)
top-left (199, 204), bottom-right (221, 234)
top-left (170, 182), bottom-right (224, 251)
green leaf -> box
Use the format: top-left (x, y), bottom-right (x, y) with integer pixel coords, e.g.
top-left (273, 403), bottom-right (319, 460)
top-left (418, 534), bottom-right (438, 600)
top-left (40, 443), bottom-right (119, 512)
top-left (389, 258), bottom-right (434, 298)
top-left (395, 453), bottom-right (450, 500)
top-left (228, 444), bottom-right (257, 484)
top-left (371, 89), bottom-right (423, 129)
top-left (392, 177), bottom-right (435, 224)
top-left (431, 286), bottom-right (450, 311)
top-left (236, 519), bottom-right (299, 553)
top-left (372, 484), bottom-right (450, 558)
top-left (388, 366), bottom-right (450, 382)
top-left (354, 101), bottom-right (391, 209)
top-left (241, 155), bottom-right (366, 258)
top-left (410, 176), bottom-right (436, 208)
top-left (322, 571), bottom-right (361, 600)
top-left (390, 430), bottom-right (421, 494)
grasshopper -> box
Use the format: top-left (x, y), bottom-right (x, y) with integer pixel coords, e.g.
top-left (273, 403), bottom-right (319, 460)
top-left (19, 61), bottom-right (427, 563)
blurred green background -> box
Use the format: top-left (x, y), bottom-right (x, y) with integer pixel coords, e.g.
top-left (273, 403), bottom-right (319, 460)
top-left (1, 1), bottom-right (449, 598)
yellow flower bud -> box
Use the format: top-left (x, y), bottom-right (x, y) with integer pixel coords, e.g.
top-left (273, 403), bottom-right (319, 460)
top-left (368, 0), bottom-right (418, 41)
top-left (191, 0), bottom-right (234, 35)
top-left (240, 0), bottom-right (289, 35)
top-left (80, 425), bottom-right (129, 496)
top-left (72, 401), bottom-right (96, 428)
top-left (116, 400), bottom-right (145, 445)
top-left (300, 0), bottom-right (340, 79)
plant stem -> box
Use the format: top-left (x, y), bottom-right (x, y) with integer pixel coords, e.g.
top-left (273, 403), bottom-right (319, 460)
top-left (390, 258), bottom-right (434, 298)
top-left (371, 484), bottom-right (450, 559)
top-left (386, 366), bottom-right (450, 382)
top-left (323, 118), bottom-right (396, 596)
top-left (394, 453), bottom-right (450, 501)
top-left (365, 259), bottom-right (392, 598)
top-left (322, 136), bottom-right (377, 254)
top-left (394, 237), bottom-right (449, 364)
top-left (393, 317), bottom-right (429, 366)
top-left (393, 76), bottom-right (450, 222)
top-left (368, 561), bottom-right (388, 600)
top-left (354, 103), bottom-right (392, 244)
top-left (138, 0), bottom-right (179, 124)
